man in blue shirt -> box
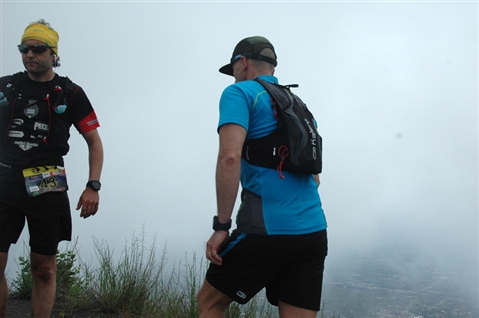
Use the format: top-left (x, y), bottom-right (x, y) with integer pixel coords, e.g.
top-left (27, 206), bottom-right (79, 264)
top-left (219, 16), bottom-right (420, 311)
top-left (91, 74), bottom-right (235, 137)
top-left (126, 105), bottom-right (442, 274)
top-left (197, 36), bottom-right (328, 318)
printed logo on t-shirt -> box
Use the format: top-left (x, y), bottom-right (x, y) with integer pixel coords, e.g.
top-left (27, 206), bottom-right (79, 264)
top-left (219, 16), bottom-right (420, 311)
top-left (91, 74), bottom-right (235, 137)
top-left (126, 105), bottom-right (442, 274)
top-left (34, 122), bottom-right (49, 133)
top-left (11, 118), bottom-right (24, 127)
top-left (24, 103), bottom-right (39, 118)
top-left (7, 130), bottom-right (24, 138)
top-left (14, 141), bottom-right (39, 151)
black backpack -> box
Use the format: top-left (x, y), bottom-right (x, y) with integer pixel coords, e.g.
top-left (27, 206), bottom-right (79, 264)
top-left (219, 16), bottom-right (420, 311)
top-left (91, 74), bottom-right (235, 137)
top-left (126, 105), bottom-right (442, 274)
top-left (242, 79), bottom-right (322, 178)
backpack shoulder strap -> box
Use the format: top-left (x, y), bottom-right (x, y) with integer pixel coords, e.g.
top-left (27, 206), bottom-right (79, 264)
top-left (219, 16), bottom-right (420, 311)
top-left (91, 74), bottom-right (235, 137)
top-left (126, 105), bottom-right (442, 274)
top-left (254, 78), bottom-right (299, 111)
top-left (0, 71), bottom-right (25, 103)
top-left (60, 75), bottom-right (70, 105)
top-left (50, 75), bottom-right (71, 107)
top-left (11, 71), bottom-right (25, 81)
top-left (3, 71), bottom-right (24, 89)
top-left (54, 75), bottom-right (69, 90)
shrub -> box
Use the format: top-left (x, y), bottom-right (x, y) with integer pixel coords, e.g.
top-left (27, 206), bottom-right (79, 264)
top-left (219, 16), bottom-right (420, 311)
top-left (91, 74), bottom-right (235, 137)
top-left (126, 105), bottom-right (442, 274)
top-left (10, 240), bottom-right (83, 303)
top-left (10, 252), bottom-right (33, 299)
top-left (10, 229), bottom-right (335, 317)
top-left (78, 228), bottom-right (278, 317)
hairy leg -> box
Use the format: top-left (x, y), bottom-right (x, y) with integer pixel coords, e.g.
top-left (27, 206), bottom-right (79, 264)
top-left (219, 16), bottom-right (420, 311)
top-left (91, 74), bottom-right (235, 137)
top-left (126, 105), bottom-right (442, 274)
top-left (0, 253), bottom-right (8, 318)
top-left (197, 279), bottom-right (233, 318)
top-left (278, 300), bottom-right (317, 318)
top-left (30, 252), bottom-right (56, 318)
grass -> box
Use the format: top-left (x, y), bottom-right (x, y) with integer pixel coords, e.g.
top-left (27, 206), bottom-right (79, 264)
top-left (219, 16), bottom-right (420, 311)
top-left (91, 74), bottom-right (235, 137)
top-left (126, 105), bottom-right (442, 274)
top-left (10, 228), bottom-right (335, 317)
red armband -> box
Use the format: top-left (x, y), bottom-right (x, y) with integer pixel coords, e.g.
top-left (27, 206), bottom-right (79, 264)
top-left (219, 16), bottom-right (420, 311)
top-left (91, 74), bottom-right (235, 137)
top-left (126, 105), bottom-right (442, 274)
top-left (78, 110), bottom-right (100, 134)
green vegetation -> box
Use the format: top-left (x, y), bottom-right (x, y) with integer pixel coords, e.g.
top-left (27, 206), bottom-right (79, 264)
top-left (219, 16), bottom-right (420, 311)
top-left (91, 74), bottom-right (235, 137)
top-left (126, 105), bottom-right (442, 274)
top-left (10, 229), bottom-right (334, 317)
top-left (10, 241), bottom-right (84, 302)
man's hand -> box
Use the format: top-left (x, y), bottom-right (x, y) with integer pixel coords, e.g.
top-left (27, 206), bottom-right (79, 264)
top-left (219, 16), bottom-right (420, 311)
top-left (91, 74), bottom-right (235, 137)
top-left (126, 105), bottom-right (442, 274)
top-left (205, 231), bottom-right (229, 266)
top-left (76, 187), bottom-right (99, 218)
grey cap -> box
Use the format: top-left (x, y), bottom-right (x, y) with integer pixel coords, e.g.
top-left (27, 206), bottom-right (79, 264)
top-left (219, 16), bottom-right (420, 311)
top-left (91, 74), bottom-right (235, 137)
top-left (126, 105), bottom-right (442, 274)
top-left (219, 36), bottom-right (277, 76)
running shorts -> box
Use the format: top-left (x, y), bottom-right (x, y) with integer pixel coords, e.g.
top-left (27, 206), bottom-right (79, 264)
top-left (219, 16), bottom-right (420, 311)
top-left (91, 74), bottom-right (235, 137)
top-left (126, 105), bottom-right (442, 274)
top-left (0, 172), bottom-right (72, 255)
top-left (205, 229), bottom-right (328, 311)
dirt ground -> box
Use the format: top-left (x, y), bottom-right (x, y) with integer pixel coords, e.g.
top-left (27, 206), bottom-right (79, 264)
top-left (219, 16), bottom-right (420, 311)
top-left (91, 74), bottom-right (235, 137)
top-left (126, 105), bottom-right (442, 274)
top-left (6, 297), bottom-right (120, 318)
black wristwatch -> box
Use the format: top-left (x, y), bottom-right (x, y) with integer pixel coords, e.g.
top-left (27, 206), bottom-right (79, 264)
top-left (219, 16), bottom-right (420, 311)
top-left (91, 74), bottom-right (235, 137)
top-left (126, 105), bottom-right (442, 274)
top-left (213, 216), bottom-right (232, 231)
top-left (86, 180), bottom-right (101, 191)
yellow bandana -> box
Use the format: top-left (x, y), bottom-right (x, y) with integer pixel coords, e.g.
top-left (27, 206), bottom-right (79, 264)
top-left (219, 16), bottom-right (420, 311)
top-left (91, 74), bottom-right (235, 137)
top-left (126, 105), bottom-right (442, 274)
top-left (21, 23), bottom-right (59, 55)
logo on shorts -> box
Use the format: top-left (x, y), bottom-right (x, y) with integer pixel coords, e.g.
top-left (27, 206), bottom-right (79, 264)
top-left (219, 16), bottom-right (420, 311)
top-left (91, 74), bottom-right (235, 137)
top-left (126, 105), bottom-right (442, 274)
top-left (236, 291), bottom-right (246, 299)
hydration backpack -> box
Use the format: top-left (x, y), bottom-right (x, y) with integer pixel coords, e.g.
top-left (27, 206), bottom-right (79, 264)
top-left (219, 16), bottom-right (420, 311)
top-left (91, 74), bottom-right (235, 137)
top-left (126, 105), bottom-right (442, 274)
top-left (0, 72), bottom-right (71, 147)
top-left (242, 79), bottom-right (323, 178)
top-left (0, 72), bottom-right (69, 111)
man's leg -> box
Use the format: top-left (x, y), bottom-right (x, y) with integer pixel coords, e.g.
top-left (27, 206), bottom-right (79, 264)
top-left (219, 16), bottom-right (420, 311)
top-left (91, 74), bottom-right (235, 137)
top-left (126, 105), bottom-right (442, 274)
top-left (197, 279), bottom-right (233, 318)
top-left (0, 252), bottom-right (8, 318)
top-left (30, 252), bottom-right (56, 318)
top-left (278, 300), bottom-right (317, 318)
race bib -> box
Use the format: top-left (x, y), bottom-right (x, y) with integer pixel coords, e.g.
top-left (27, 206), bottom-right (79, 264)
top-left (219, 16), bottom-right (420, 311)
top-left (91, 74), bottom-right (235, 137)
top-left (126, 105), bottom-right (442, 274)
top-left (22, 166), bottom-right (68, 197)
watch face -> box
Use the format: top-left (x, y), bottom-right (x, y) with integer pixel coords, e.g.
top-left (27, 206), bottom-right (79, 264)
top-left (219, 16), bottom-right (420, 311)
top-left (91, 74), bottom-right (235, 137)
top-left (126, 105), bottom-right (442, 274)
top-left (92, 180), bottom-right (101, 190)
top-left (88, 180), bottom-right (101, 191)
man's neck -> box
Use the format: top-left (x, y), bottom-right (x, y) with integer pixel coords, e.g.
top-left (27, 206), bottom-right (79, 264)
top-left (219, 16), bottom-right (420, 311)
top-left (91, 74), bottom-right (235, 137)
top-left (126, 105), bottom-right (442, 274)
top-left (246, 71), bottom-right (272, 81)
top-left (27, 69), bottom-right (56, 82)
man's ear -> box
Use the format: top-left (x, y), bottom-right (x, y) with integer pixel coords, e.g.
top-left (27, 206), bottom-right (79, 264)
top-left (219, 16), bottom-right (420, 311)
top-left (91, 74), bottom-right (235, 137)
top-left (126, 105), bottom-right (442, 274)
top-left (241, 56), bottom-right (248, 70)
top-left (52, 54), bottom-right (61, 67)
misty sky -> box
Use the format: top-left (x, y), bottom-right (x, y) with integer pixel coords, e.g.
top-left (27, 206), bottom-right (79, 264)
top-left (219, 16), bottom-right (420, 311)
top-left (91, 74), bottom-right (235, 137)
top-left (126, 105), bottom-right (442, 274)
top-left (1, 0), bottom-right (477, 306)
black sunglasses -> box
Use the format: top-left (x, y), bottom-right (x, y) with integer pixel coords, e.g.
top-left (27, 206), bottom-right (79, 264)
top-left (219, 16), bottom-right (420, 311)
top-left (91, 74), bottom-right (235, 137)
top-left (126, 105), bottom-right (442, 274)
top-left (17, 44), bottom-right (55, 54)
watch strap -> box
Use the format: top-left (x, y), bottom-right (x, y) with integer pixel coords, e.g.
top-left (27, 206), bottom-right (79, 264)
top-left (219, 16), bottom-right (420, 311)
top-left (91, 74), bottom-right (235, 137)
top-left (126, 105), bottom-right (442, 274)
top-left (213, 216), bottom-right (232, 231)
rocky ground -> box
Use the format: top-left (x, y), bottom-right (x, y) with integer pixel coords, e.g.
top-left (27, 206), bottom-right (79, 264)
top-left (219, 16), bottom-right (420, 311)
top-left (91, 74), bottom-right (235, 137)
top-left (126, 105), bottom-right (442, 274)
top-left (6, 297), bottom-right (120, 318)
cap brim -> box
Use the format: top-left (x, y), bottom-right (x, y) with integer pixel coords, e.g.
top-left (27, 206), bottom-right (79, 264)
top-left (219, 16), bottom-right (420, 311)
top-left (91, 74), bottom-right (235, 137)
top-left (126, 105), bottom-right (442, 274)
top-left (219, 63), bottom-right (233, 76)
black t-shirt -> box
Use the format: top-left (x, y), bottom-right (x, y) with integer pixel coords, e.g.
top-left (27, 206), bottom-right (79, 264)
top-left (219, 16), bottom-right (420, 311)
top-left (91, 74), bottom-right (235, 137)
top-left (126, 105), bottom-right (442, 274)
top-left (0, 72), bottom-right (98, 170)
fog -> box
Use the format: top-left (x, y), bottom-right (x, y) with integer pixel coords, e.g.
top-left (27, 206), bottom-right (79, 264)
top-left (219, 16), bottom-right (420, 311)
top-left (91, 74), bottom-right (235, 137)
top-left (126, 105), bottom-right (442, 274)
top-left (1, 1), bottom-right (477, 313)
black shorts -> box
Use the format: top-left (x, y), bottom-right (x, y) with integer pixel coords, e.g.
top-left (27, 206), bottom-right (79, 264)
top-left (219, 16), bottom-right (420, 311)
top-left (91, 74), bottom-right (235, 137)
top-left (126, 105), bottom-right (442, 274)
top-left (205, 229), bottom-right (328, 311)
top-left (0, 174), bottom-right (72, 255)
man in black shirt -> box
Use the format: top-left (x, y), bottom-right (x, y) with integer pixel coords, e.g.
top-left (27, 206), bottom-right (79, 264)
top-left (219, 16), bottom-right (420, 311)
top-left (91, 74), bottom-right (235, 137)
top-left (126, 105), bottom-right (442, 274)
top-left (0, 19), bottom-right (104, 318)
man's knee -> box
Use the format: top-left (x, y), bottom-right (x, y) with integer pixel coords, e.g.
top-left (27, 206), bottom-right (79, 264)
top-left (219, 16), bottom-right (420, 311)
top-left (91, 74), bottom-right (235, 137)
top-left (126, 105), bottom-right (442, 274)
top-left (30, 264), bottom-right (56, 283)
top-left (30, 253), bottom-right (56, 282)
top-left (197, 280), bottom-right (232, 315)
